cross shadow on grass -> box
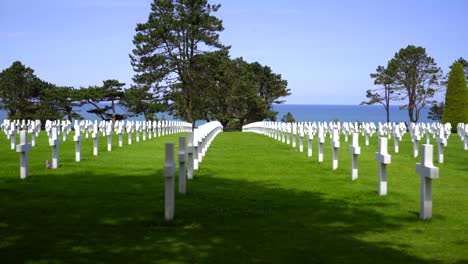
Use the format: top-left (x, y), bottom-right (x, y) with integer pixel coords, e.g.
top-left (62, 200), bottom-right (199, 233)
top-left (0, 168), bottom-right (443, 264)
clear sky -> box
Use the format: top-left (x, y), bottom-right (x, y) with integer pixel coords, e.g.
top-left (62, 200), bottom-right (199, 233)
top-left (1, 0), bottom-right (467, 105)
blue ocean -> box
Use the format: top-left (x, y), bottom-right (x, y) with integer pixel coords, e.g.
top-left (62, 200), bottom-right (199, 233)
top-left (0, 104), bottom-right (430, 124)
top-left (272, 104), bottom-right (430, 123)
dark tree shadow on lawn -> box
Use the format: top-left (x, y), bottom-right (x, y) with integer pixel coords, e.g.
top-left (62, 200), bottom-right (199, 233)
top-left (0, 168), bottom-right (446, 264)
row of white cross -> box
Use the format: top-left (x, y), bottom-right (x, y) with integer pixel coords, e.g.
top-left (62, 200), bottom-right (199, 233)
top-left (6, 119), bottom-right (193, 180)
top-left (163, 121), bottom-right (223, 221)
top-left (243, 121), bottom-right (467, 157)
top-left (242, 121), bottom-right (468, 220)
top-left (6, 118), bottom-right (224, 222)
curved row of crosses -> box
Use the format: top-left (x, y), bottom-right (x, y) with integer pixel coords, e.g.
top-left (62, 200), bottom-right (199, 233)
top-left (242, 121), bottom-right (468, 220)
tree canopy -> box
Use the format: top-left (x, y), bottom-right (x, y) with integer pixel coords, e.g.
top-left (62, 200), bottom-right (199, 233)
top-left (79, 80), bottom-right (126, 121)
top-left (365, 45), bottom-right (442, 123)
top-left (281, 112), bottom-right (296, 123)
top-left (130, 0), bottom-right (226, 124)
top-left (361, 64), bottom-right (398, 123)
top-left (0, 61), bottom-right (84, 123)
top-left (0, 61), bottom-right (42, 119)
top-left (129, 0), bottom-right (290, 127)
top-left (442, 61), bottom-right (468, 128)
top-left (186, 51), bottom-right (290, 128)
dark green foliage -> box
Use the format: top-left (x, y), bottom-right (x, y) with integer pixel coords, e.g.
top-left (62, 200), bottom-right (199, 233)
top-left (450, 57), bottom-right (468, 79)
top-left (442, 62), bottom-right (468, 127)
top-left (387, 45), bottom-right (442, 122)
top-left (0, 61), bottom-right (83, 122)
top-left (188, 51), bottom-right (290, 128)
top-left (130, 0), bottom-right (226, 123)
top-left (80, 80), bottom-right (126, 121)
top-left (427, 101), bottom-right (444, 122)
top-left (281, 112), bottom-right (296, 123)
top-left (361, 65), bottom-right (398, 123)
top-left (0, 61), bottom-right (42, 119)
top-left (39, 85), bottom-right (83, 122)
top-left (121, 84), bottom-right (167, 121)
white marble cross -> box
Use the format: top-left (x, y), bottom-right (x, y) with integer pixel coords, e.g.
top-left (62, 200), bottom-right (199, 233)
top-left (393, 129), bottom-right (402, 153)
top-left (164, 143), bottom-right (175, 221)
top-left (364, 126), bottom-right (370, 146)
top-left (106, 122), bottom-right (112, 152)
top-left (135, 121), bottom-right (140, 142)
top-left (147, 122), bottom-right (152, 139)
top-left (375, 137), bottom-right (391, 196)
top-left (187, 131), bottom-right (194, 180)
top-left (318, 126), bottom-right (325, 163)
top-left (281, 123), bottom-right (286, 143)
top-left (349, 132), bottom-right (360, 181)
top-left (127, 121), bottom-right (133, 145)
top-left (436, 126), bottom-right (447, 163)
top-left (73, 123), bottom-right (82, 162)
top-left (9, 127), bottom-right (17, 150)
top-left (116, 122), bottom-right (124, 147)
top-left (92, 121), bottom-right (99, 156)
top-left (30, 124), bottom-right (38, 147)
top-left (332, 129), bottom-right (340, 170)
top-left (193, 129), bottom-right (199, 170)
top-left (292, 123), bottom-right (297, 148)
top-left (298, 123), bottom-right (304, 152)
top-left (178, 136), bottom-right (187, 194)
top-left (412, 126), bottom-right (421, 158)
top-left (307, 123), bottom-right (313, 157)
top-left (48, 127), bottom-right (61, 169)
top-left (416, 144), bottom-right (439, 220)
top-left (16, 130), bottom-right (32, 179)
top-left (464, 124), bottom-right (468, 150)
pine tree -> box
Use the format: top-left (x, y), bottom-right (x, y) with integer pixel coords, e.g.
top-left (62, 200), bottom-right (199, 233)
top-left (442, 62), bottom-right (468, 128)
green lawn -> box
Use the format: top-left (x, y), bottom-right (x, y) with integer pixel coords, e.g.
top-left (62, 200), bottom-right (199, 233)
top-left (0, 130), bottom-right (467, 263)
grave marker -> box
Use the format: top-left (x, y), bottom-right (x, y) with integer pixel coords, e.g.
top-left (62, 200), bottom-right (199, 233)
top-left (332, 129), bottom-right (340, 170)
top-left (106, 122), bottom-right (112, 152)
top-left (299, 123), bottom-right (304, 152)
top-left (16, 130), bottom-right (31, 179)
top-left (292, 123), bottom-right (297, 148)
top-left (412, 126), bottom-right (421, 158)
top-left (73, 124), bottom-right (82, 162)
top-left (187, 131), bottom-right (194, 180)
top-left (48, 127), bottom-right (60, 169)
top-left (416, 144), bottom-right (439, 220)
top-left (318, 126), bottom-right (325, 162)
top-left (436, 126), bottom-right (447, 163)
top-left (349, 132), bottom-right (360, 180)
top-left (10, 128), bottom-right (17, 150)
top-left (307, 123), bottom-right (313, 157)
top-left (164, 143), bottom-right (175, 221)
top-left (178, 136), bottom-right (187, 194)
top-left (375, 137), bottom-right (391, 196)
top-left (92, 121), bottom-right (99, 156)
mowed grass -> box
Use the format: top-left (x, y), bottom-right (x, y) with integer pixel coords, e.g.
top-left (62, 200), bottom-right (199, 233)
top-left (0, 130), bottom-right (467, 263)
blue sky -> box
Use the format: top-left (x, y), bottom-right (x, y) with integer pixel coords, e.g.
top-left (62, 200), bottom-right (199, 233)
top-left (1, 0), bottom-right (467, 104)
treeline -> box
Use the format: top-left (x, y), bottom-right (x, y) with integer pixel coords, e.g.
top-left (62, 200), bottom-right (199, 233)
top-left (362, 45), bottom-right (468, 128)
top-left (0, 62), bottom-right (136, 124)
top-left (0, 0), bottom-right (291, 129)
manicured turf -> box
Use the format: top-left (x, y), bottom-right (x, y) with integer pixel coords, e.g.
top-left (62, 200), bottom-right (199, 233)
top-left (0, 130), bottom-right (467, 263)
